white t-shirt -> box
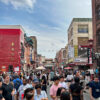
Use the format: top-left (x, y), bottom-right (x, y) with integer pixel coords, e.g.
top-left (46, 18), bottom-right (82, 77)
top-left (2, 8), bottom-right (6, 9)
top-left (66, 75), bottom-right (73, 81)
top-left (59, 82), bottom-right (69, 90)
top-left (34, 90), bottom-right (47, 100)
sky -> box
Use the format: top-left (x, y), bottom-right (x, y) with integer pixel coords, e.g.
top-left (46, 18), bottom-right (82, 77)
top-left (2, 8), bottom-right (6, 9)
top-left (0, 0), bottom-right (92, 58)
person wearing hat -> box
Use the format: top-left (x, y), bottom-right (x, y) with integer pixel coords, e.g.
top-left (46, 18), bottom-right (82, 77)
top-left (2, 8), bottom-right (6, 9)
top-left (32, 79), bottom-right (39, 88)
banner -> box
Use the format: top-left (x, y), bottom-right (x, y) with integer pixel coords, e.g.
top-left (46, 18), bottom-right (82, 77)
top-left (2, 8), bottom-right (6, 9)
top-left (74, 45), bottom-right (78, 57)
top-left (68, 45), bottom-right (74, 58)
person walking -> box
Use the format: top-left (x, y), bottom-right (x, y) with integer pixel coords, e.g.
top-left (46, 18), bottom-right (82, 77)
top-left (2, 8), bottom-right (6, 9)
top-left (24, 88), bottom-right (34, 100)
top-left (13, 75), bottom-right (23, 92)
top-left (2, 73), bottom-right (14, 100)
top-left (17, 78), bottom-right (29, 100)
top-left (50, 76), bottom-right (61, 100)
top-left (41, 75), bottom-right (47, 92)
top-left (60, 91), bottom-right (70, 100)
top-left (69, 77), bottom-right (83, 100)
top-left (59, 76), bottom-right (68, 90)
top-left (89, 75), bottom-right (100, 100)
top-left (34, 84), bottom-right (48, 100)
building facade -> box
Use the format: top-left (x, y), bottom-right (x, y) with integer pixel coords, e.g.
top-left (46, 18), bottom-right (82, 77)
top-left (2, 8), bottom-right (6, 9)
top-left (67, 18), bottom-right (93, 69)
top-left (30, 36), bottom-right (37, 68)
top-left (43, 58), bottom-right (55, 70)
top-left (92, 0), bottom-right (100, 67)
top-left (0, 25), bottom-right (24, 73)
top-left (55, 48), bottom-right (67, 68)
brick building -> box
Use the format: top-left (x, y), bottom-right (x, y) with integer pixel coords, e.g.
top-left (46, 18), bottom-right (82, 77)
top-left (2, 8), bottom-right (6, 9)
top-left (92, 0), bottom-right (100, 67)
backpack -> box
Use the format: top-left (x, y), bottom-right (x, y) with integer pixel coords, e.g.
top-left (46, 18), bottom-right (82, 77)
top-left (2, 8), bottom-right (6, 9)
top-left (14, 80), bottom-right (21, 91)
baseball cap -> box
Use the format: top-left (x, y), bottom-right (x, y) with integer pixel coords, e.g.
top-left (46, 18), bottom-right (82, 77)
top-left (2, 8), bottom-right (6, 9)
top-left (33, 79), bottom-right (39, 83)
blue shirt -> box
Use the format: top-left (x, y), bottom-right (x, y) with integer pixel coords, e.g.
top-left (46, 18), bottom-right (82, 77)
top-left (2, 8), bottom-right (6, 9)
top-left (95, 69), bottom-right (98, 74)
top-left (89, 81), bottom-right (100, 98)
top-left (34, 90), bottom-right (47, 100)
top-left (13, 78), bottom-right (23, 85)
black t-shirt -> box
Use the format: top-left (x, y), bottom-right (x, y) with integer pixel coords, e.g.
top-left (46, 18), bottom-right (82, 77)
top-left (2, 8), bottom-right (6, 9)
top-left (2, 83), bottom-right (13, 100)
top-left (70, 83), bottom-right (83, 100)
top-left (42, 79), bottom-right (47, 85)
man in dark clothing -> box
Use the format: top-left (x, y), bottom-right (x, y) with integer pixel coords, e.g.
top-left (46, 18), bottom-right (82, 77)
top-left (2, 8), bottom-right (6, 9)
top-left (70, 77), bottom-right (83, 100)
top-left (89, 76), bottom-right (100, 100)
top-left (2, 74), bottom-right (14, 100)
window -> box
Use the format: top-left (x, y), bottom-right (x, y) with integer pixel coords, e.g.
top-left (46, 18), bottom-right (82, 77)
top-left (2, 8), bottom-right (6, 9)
top-left (96, 30), bottom-right (100, 45)
top-left (97, 6), bottom-right (100, 20)
top-left (78, 25), bottom-right (88, 33)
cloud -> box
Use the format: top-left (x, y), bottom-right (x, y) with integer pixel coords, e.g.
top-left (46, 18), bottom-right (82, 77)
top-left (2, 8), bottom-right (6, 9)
top-left (24, 26), bottom-right (67, 58)
top-left (0, 0), bottom-right (36, 12)
top-left (23, 25), bottom-right (40, 36)
top-left (0, 0), bottom-right (92, 58)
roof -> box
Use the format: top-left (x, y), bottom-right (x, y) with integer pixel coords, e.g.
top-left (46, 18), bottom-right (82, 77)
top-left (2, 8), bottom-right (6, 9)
top-left (0, 25), bottom-right (25, 33)
top-left (72, 18), bottom-right (92, 22)
top-left (68, 18), bottom-right (92, 32)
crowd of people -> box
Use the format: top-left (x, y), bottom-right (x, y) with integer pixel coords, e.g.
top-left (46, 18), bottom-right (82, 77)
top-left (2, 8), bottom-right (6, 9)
top-left (0, 68), bottom-right (99, 100)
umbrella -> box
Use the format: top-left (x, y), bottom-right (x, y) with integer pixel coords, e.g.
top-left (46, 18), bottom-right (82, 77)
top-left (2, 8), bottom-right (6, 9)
top-left (36, 66), bottom-right (46, 70)
top-left (64, 67), bottom-right (72, 70)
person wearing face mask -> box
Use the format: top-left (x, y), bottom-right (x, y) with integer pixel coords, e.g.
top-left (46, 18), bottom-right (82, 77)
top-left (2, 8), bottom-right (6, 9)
top-left (24, 88), bottom-right (34, 100)
top-left (89, 75), bottom-right (100, 100)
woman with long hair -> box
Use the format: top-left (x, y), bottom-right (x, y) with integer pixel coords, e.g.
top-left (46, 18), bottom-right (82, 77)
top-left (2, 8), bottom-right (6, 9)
top-left (41, 75), bottom-right (47, 92)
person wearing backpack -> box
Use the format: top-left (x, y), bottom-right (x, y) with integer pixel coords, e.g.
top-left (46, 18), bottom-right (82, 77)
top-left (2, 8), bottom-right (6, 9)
top-left (13, 75), bottom-right (23, 91)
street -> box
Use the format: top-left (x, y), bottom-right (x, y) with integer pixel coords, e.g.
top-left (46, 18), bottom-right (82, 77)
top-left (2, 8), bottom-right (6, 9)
top-left (83, 93), bottom-right (90, 100)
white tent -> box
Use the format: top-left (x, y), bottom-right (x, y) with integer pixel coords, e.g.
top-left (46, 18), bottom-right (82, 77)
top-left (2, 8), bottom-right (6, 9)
top-left (36, 66), bottom-right (46, 70)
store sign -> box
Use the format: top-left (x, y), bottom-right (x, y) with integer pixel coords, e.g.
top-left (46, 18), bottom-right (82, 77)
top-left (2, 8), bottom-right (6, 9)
top-left (74, 45), bottom-right (78, 57)
top-left (14, 67), bottom-right (19, 72)
top-left (74, 58), bottom-right (88, 62)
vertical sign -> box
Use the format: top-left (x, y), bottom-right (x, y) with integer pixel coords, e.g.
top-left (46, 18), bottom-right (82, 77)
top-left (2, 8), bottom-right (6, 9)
top-left (74, 45), bottom-right (78, 57)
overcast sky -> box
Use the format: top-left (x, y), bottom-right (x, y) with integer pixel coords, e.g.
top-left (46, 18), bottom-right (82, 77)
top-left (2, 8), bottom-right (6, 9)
top-left (0, 0), bottom-right (92, 58)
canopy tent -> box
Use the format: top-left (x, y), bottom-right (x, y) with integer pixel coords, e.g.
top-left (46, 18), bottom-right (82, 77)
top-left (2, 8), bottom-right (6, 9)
top-left (36, 66), bottom-right (46, 70)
